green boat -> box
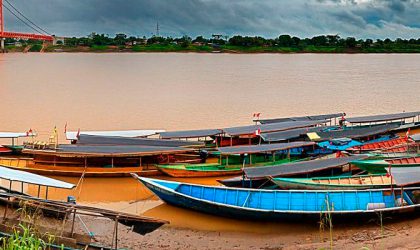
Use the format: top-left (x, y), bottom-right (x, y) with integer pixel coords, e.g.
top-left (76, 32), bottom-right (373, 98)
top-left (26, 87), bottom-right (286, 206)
top-left (157, 158), bottom-right (298, 178)
top-left (209, 151), bottom-right (300, 165)
top-left (271, 174), bottom-right (393, 190)
top-left (2, 145), bottom-right (24, 154)
top-left (351, 156), bottom-right (420, 174)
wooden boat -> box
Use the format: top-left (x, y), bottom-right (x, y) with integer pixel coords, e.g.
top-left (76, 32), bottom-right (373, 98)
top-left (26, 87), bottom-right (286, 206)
top-left (1, 160), bottom-right (160, 177)
top-left (157, 142), bottom-right (315, 178)
top-left (271, 174), bottom-right (393, 190)
top-left (134, 175), bottom-right (420, 221)
top-left (4, 141), bottom-right (200, 177)
top-left (0, 131), bottom-right (35, 155)
top-left (0, 146), bottom-right (12, 154)
top-left (157, 163), bottom-right (242, 177)
top-left (351, 156), bottom-right (420, 174)
top-left (157, 158), bottom-right (295, 178)
top-left (349, 137), bottom-right (410, 152)
top-left (1, 145), bottom-right (24, 154)
top-left (218, 155), bottom-right (368, 188)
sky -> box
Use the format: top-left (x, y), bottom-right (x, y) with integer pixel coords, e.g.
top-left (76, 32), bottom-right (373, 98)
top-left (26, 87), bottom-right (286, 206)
top-left (2, 0), bottom-right (420, 39)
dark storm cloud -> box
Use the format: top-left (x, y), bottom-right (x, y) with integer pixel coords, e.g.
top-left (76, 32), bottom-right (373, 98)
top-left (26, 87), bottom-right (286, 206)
top-left (2, 0), bottom-right (420, 39)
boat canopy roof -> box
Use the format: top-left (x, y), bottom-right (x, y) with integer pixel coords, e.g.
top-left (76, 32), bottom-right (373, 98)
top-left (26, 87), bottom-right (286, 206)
top-left (217, 141), bottom-right (315, 155)
top-left (244, 155), bottom-right (368, 179)
top-left (76, 134), bottom-right (203, 147)
top-left (160, 129), bottom-right (223, 139)
top-left (260, 127), bottom-right (326, 142)
top-left (313, 123), bottom-right (399, 141)
top-left (23, 144), bottom-right (195, 157)
top-left (65, 130), bottom-right (165, 140)
top-left (0, 166), bottom-right (75, 189)
top-left (346, 111), bottom-right (420, 124)
top-left (223, 120), bottom-right (326, 136)
top-left (0, 132), bottom-right (35, 138)
top-left (387, 166), bottom-right (420, 186)
top-left (258, 113), bottom-right (344, 124)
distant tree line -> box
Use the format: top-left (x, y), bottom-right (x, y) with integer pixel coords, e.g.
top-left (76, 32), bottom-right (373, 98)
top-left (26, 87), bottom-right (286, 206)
top-left (59, 33), bottom-right (420, 48)
top-left (4, 33), bottom-right (420, 52)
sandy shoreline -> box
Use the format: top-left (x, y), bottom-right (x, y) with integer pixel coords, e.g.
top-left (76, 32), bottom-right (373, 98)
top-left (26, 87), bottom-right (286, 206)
top-left (107, 216), bottom-right (420, 250)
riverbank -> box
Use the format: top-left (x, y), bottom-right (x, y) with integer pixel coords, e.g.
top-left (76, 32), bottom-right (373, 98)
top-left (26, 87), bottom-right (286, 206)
top-left (93, 215), bottom-right (420, 249)
top-left (3, 44), bottom-right (420, 53)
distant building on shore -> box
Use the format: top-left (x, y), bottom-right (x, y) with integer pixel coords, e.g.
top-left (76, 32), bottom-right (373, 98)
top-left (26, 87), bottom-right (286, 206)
top-left (52, 36), bottom-right (65, 45)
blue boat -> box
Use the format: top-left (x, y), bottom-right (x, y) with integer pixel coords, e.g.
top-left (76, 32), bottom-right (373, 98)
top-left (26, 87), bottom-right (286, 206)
top-left (134, 175), bottom-right (420, 221)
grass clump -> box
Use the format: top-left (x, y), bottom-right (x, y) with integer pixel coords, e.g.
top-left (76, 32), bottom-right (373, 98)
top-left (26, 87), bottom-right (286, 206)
top-left (0, 201), bottom-right (64, 250)
top-left (0, 223), bottom-right (55, 250)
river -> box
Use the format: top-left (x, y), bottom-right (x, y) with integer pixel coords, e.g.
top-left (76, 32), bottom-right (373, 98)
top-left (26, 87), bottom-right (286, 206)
top-left (0, 53), bottom-right (419, 233)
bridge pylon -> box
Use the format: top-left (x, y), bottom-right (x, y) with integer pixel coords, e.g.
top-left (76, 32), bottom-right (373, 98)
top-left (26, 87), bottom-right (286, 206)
top-left (0, 0), bottom-right (53, 52)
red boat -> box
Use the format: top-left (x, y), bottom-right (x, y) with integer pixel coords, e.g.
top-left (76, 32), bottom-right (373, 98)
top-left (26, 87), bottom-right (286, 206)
top-left (350, 137), bottom-right (410, 151)
top-left (0, 146), bottom-right (12, 154)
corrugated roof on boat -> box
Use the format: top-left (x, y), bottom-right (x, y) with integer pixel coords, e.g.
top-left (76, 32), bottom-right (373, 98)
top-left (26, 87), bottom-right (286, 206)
top-left (24, 144), bottom-right (195, 157)
top-left (258, 113), bottom-right (344, 124)
top-left (314, 123), bottom-right (400, 140)
top-left (0, 132), bottom-right (35, 138)
top-left (218, 141), bottom-right (315, 155)
top-left (76, 134), bottom-right (203, 147)
top-left (65, 130), bottom-right (165, 140)
top-left (244, 155), bottom-right (368, 179)
top-left (260, 127), bottom-right (326, 142)
top-left (160, 129), bottom-right (223, 139)
top-left (59, 144), bottom-right (194, 155)
top-left (0, 166), bottom-right (75, 189)
top-left (223, 120), bottom-right (326, 136)
top-left (346, 111), bottom-right (420, 123)
top-left (387, 166), bottom-right (420, 186)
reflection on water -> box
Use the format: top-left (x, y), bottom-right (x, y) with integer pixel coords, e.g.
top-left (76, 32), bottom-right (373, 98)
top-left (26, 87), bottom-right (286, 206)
top-left (1, 53), bottom-right (420, 232)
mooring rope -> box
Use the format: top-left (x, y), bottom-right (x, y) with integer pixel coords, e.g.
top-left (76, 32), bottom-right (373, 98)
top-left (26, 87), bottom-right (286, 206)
top-left (75, 166), bottom-right (88, 200)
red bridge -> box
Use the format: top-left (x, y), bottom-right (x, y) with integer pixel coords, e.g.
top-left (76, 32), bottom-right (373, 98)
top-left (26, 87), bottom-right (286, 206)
top-left (1, 0), bottom-right (53, 49)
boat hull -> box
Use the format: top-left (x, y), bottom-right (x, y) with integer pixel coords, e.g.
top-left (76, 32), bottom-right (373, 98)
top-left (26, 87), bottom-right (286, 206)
top-left (138, 177), bottom-right (420, 221)
top-left (2, 164), bottom-right (161, 177)
top-left (352, 157), bottom-right (420, 174)
top-left (157, 166), bottom-right (242, 177)
top-left (157, 158), bottom-right (301, 178)
top-left (271, 175), bottom-right (393, 190)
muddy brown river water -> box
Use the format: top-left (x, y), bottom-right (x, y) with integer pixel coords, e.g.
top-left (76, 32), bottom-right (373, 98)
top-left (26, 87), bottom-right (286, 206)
top-left (0, 53), bottom-right (419, 233)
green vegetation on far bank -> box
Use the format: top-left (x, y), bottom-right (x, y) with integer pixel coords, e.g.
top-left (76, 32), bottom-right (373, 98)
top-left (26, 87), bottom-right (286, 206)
top-left (3, 33), bottom-right (420, 53)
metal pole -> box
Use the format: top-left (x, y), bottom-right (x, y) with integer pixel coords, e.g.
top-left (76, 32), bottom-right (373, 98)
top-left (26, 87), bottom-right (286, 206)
top-left (70, 207), bottom-right (76, 237)
top-left (114, 216), bottom-right (119, 249)
top-left (0, 0), bottom-right (3, 35)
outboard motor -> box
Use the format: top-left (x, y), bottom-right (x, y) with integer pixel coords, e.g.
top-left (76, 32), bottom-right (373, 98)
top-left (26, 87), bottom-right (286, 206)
top-left (199, 150), bottom-right (209, 163)
top-left (67, 196), bottom-right (76, 204)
